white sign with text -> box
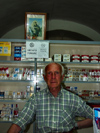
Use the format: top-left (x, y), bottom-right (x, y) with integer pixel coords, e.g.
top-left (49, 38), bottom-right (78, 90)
top-left (26, 41), bottom-right (49, 58)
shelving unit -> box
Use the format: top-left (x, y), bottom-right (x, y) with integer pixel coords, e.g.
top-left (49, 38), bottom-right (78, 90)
top-left (0, 39), bottom-right (100, 132)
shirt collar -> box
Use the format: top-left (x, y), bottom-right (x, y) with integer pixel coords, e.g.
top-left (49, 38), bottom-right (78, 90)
top-left (46, 86), bottom-right (63, 97)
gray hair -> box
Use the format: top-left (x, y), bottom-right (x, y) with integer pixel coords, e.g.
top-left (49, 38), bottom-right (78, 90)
top-left (43, 62), bottom-right (65, 75)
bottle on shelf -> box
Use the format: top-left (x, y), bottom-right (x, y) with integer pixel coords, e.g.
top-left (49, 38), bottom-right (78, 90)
top-left (74, 87), bottom-right (78, 95)
top-left (9, 104), bottom-right (14, 121)
top-left (14, 104), bottom-right (19, 118)
top-left (36, 85), bottom-right (40, 92)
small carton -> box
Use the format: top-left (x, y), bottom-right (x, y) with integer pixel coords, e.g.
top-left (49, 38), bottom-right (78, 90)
top-left (54, 54), bottom-right (62, 62)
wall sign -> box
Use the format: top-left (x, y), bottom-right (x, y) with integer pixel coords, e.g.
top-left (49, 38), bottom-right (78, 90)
top-left (26, 41), bottom-right (49, 58)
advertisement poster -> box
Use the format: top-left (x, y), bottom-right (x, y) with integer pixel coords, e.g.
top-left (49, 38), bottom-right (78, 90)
top-left (26, 41), bottom-right (49, 58)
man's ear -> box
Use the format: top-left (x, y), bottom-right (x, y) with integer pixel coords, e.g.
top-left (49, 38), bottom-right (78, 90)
top-left (43, 74), bottom-right (46, 81)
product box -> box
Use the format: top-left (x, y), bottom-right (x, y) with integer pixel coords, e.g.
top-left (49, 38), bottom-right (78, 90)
top-left (63, 54), bottom-right (70, 62)
top-left (90, 59), bottom-right (98, 63)
top-left (0, 42), bottom-right (11, 56)
top-left (91, 55), bottom-right (98, 59)
top-left (14, 46), bottom-right (21, 61)
top-left (21, 46), bottom-right (26, 61)
top-left (72, 54), bottom-right (80, 59)
top-left (81, 59), bottom-right (89, 63)
top-left (72, 58), bottom-right (80, 62)
top-left (81, 55), bottom-right (89, 59)
top-left (54, 54), bottom-right (62, 62)
top-left (45, 58), bottom-right (52, 62)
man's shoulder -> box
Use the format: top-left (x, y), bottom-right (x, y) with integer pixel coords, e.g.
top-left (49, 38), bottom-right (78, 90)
top-left (62, 88), bottom-right (80, 98)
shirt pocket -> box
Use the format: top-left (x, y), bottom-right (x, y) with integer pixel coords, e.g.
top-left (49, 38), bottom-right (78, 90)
top-left (59, 109), bottom-right (73, 126)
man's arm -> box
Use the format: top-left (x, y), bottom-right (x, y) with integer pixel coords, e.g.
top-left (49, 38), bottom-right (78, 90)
top-left (7, 124), bottom-right (21, 133)
top-left (76, 118), bottom-right (93, 129)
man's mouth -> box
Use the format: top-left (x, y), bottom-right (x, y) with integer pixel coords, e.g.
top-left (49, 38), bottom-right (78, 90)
top-left (51, 81), bottom-right (56, 83)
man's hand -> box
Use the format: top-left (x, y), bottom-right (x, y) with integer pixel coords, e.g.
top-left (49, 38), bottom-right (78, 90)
top-left (7, 124), bottom-right (21, 133)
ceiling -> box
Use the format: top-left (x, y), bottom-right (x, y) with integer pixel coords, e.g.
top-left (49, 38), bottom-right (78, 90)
top-left (0, 0), bottom-right (100, 40)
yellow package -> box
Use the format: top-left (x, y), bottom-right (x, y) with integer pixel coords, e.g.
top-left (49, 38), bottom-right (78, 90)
top-left (0, 42), bottom-right (11, 56)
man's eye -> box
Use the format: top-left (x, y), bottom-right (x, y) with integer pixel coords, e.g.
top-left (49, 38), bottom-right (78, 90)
top-left (55, 72), bottom-right (59, 74)
top-left (47, 72), bottom-right (51, 75)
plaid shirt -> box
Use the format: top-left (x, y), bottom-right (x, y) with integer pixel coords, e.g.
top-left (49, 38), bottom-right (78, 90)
top-left (13, 87), bottom-right (93, 133)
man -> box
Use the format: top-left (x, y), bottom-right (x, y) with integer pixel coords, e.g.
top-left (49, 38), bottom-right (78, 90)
top-left (7, 62), bottom-right (93, 133)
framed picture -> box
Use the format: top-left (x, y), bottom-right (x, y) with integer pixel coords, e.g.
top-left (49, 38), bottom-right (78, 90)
top-left (25, 12), bottom-right (47, 40)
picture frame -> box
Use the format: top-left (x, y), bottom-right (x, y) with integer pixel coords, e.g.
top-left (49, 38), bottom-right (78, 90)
top-left (25, 12), bottom-right (47, 40)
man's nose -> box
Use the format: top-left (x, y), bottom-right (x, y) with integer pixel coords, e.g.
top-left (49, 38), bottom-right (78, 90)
top-left (51, 73), bottom-right (56, 78)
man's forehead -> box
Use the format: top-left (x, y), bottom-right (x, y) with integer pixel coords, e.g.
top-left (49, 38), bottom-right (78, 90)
top-left (45, 63), bottom-right (62, 71)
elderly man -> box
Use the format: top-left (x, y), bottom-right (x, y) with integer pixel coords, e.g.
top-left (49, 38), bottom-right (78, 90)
top-left (7, 62), bottom-right (93, 133)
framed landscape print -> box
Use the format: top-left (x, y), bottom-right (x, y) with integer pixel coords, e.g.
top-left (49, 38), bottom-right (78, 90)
top-left (25, 12), bottom-right (47, 40)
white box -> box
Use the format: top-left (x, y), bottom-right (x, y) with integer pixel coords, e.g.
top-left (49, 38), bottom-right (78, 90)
top-left (54, 54), bottom-right (62, 62)
top-left (63, 54), bottom-right (70, 62)
top-left (37, 58), bottom-right (44, 61)
top-left (45, 58), bottom-right (52, 62)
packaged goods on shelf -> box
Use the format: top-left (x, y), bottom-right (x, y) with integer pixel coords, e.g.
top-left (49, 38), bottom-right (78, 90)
top-left (36, 68), bottom-right (44, 80)
top-left (63, 54), bottom-right (70, 62)
top-left (21, 46), bottom-right (26, 61)
top-left (0, 67), bottom-right (9, 80)
top-left (54, 54), bottom-right (62, 62)
top-left (71, 54), bottom-right (80, 62)
top-left (65, 85), bottom-right (100, 100)
top-left (44, 58), bottom-right (52, 62)
top-left (4, 91), bottom-right (9, 98)
top-left (14, 104), bottom-right (19, 118)
top-left (89, 55), bottom-right (98, 63)
top-left (37, 58), bottom-right (44, 61)
top-left (0, 67), bottom-right (36, 81)
top-left (0, 103), bottom-right (21, 121)
top-left (8, 91), bottom-right (13, 99)
top-left (0, 42), bottom-right (11, 56)
top-left (81, 59), bottom-right (89, 63)
top-left (90, 59), bottom-right (98, 63)
top-left (0, 85), bottom-right (34, 100)
top-left (36, 85), bottom-right (40, 92)
top-left (91, 55), bottom-right (98, 59)
top-left (65, 67), bottom-right (100, 82)
top-left (65, 86), bottom-right (78, 95)
top-left (81, 55), bottom-right (89, 59)
top-left (14, 46), bottom-right (21, 61)
top-left (81, 55), bottom-right (90, 62)
top-left (14, 46), bottom-right (35, 61)
top-left (26, 86), bottom-right (31, 92)
top-left (0, 91), bottom-right (4, 99)
top-left (72, 54), bottom-right (80, 59)
top-left (72, 58), bottom-right (80, 62)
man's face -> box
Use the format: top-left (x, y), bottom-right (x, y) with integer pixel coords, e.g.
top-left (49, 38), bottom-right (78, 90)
top-left (43, 63), bottom-right (64, 90)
